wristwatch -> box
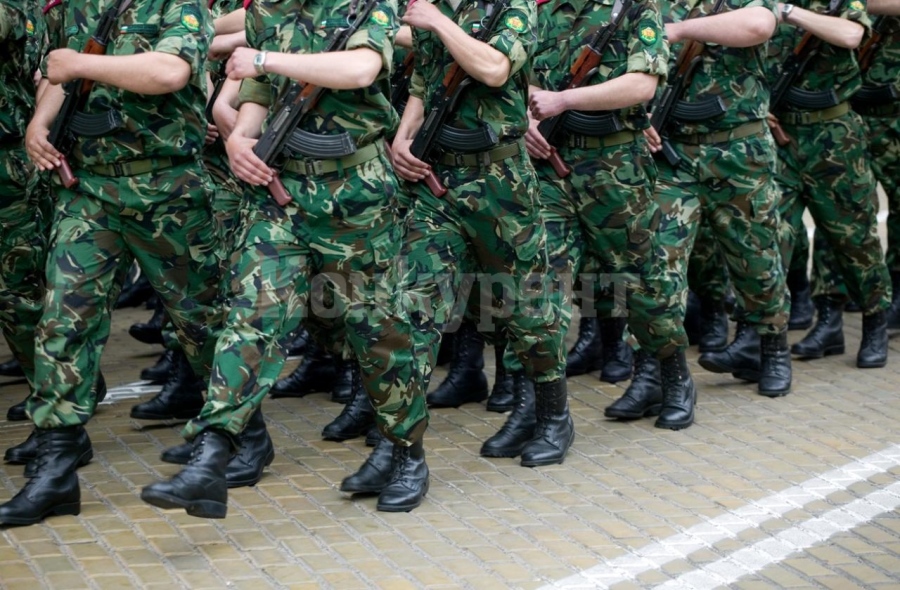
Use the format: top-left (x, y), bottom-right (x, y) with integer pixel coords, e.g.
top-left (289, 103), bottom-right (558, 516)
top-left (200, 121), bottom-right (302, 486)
top-left (781, 3), bottom-right (794, 23)
top-left (253, 51), bottom-right (268, 75)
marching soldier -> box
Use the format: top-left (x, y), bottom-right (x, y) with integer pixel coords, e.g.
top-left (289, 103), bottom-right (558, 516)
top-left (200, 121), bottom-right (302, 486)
top-left (0, 0), bottom-right (223, 526)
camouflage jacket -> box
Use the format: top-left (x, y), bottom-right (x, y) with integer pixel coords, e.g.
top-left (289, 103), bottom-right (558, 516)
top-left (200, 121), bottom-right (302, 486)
top-left (52, 0), bottom-right (212, 166)
top-left (206, 0), bottom-right (242, 78)
top-left (0, 0), bottom-right (43, 142)
top-left (860, 14), bottom-right (900, 97)
top-left (767, 0), bottom-right (871, 111)
top-left (409, 0), bottom-right (536, 143)
top-left (238, 0), bottom-right (400, 148)
top-left (40, 0), bottom-right (63, 74)
top-left (661, 0), bottom-right (778, 135)
top-left (531, 0), bottom-right (669, 132)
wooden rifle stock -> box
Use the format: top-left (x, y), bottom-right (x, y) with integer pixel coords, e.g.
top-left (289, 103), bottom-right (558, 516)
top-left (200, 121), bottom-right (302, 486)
top-left (858, 16), bottom-right (885, 73)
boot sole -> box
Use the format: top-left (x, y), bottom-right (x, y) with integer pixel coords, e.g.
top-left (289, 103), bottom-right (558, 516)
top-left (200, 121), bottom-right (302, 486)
top-left (758, 387), bottom-right (791, 398)
top-left (604, 403), bottom-right (662, 420)
top-left (856, 358), bottom-right (887, 369)
top-left (140, 489), bottom-right (227, 519)
top-left (697, 342), bottom-right (728, 353)
top-left (599, 370), bottom-right (633, 384)
top-left (790, 345), bottom-right (844, 359)
top-left (130, 408), bottom-right (203, 421)
top-left (485, 400), bottom-right (515, 413)
top-left (340, 483), bottom-right (387, 494)
top-left (732, 369), bottom-right (761, 383)
top-left (322, 422), bottom-right (375, 442)
top-left (226, 447), bottom-right (275, 488)
top-left (480, 444), bottom-right (528, 458)
top-left (697, 356), bottom-right (750, 375)
top-left (787, 319), bottom-right (813, 331)
top-left (376, 480), bottom-right (429, 512)
top-left (565, 360), bottom-right (604, 377)
top-left (0, 502), bottom-right (80, 526)
top-left (5, 408), bottom-right (27, 422)
top-left (654, 414), bottom-right (694, 430)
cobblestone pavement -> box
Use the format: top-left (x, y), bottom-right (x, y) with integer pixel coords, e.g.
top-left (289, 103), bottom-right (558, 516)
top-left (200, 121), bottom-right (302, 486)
top-left (1, 198), bottom-right (899, 590)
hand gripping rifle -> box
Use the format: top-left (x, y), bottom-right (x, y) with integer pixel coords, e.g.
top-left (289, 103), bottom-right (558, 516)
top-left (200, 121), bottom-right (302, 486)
top-left (768, 0), bottom-right (845, 145)
top-left (648, 0), bottom-right (726, 167)
top-left (536, 0), bottom-right (634, 178)
top-left (47, 0), bottom-right (135, 188)
top-left (408, 0), bottom-right (512, 197)
top-left (252, 0), bottom-right (378, 206)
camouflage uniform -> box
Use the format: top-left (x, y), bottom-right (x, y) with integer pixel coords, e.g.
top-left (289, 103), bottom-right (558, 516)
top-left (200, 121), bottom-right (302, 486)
top-left (528, 0), bottom-right (683, 358)
top-left (0, 0), bottom-right (44, 389)
top-left (27, 0), bottom-right (223, 428)
top-left (770, 0), bottom-right (890, 314)
top-left (654, 0), bottom-right (788, 337)
top-left (399, 0), bottom-right (568, 386)
top-left (811, 15), bottom-right (900, 300)
top-left (182, 0), bottom-right (429, 445)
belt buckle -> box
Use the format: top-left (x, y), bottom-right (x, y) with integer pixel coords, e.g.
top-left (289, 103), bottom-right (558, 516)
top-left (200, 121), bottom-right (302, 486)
top-left (304, 159), bottom-right (324, 176)
top-left (480, 151), bottom-right (492, 167)
top-left (111, 162), bottom-right (125, 176)
top-left (571, 135), bottom-right (586, 150)
top-left (452, 152), bottom-right (467, 167)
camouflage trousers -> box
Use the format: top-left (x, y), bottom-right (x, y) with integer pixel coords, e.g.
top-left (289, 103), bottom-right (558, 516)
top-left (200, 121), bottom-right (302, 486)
top-left (686, 220), bottom-right (730, 304)
top-left (809, 108), bottom-right (900, 298)
top-left (655, 128), bottom-right (789, 335)
top-left (27, 161), bottom-right (224, 428)
top-left (0, 147), bottom-right (45, 388)
top-left (776, 111), bottom-right (891, 313)
top-left (399, 142), bottom-right (565, 384)
top-left (529, 137), bottom-right (684, 359)
top-left (184, 146), bottom-right (428, 446)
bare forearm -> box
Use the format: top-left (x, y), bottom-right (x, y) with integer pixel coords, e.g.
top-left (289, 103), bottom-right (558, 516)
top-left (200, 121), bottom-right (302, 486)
top-left (233, 101), bottom-right (269, 140)
top-left (395, 95), bottom-right (425, 140)
top-left (32, 83), bottom-right (65, 129)
top-left (215, 9), bottom-right (246, 34)
top-left (779, 4), bottom-right (864, 48)
top-left (559, 73), bottom-right (659, 112)
top-left (72, 53), bottom-right (191, 94)
top-left (867, 0), bottom-right (900, 15)
top-left (396, 25), bottom-right (413, 48)
top-left (669, 7), bottom-right (776, 47)
top-left (432, 17), bottom-right (511, 87)
top-left (262, 48), bottom-right (383, 89)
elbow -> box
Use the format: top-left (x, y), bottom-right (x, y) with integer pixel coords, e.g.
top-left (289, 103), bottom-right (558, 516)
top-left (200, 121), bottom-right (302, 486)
top-left (353, 65), bottom-right (381, 89)
top-left (749, 12), bottom-right (777, 44)
top-left (839, 27), bottom-right (864, 49)
top-left (152, 67), bottom-right (190, 94)
top-left (481, 63), bottom-right (512, 88)
top-left (638, 78), bottom-right (658, 104)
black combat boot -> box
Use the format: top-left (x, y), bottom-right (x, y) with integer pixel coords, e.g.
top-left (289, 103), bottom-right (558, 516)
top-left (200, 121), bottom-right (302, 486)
top-left (698, 298), bottom-right (729, 353)
top-left (565, 316), bottom-right (603, 376)
top-left (758, 332), bottom-right (792, 397)
top-left (885, 271), bottom-right (900, 330)
top-left (130, 351), bottom-right (205, 420)
top-left (140, 349), bottom-right (176, 384)
top-left (698, 321), bottom-right (761, 382)
top-left (520, 379), bottom-right (574, 467)
top-left (604, 350), bottom-right (662, 419)
top-left (376, 439), bottom-right (429, 512)
top-left (5, 425), bottom-right (93, 479)
top-left (8, 372), bottom-right (107, 423)
top-left (486, 339), bottom-right (514, 412)
top-left (340, 434), bottom-right (395, 494)
top-left (269, 342), bottom-right (337, 398)
top-left (330, 356), bottom-right (355, 404)
top-left (322, 362), bottom-right (375, 441)
top-left (684, 291), bottom-right (703, 346)
top-left (0, 426), bottom-right (89, 525)
top-left (791, 298), bottom-right (844, 359)
top-left (787, 268), bottom-right (814, 330)
top-left (598, 318), bottom-right (633, 383)
top-left (0, 357), bottom-right (24, 377)
top-left (224, 408), bottom-right (275, 488)
top-left (286, 327), bottom-right (310, 358)
top-left (115, 271), bottom-right (154, 309)
top-left (480, 372), bottom-right (536, 457)
top-left (426, 320), bottom-right (488, 407)
top-left (436, 331), bottom-right (455, 366)
top-left (655, 350), bottom-right (696, 430)
top-left (141, 428), bottom-right (233, 519)
top-left (857, 310), bottom-right (888, 368)
top-left (364, 426), bottom-right (381, 447)
top-left (128, 299), bottom-right (167, 345)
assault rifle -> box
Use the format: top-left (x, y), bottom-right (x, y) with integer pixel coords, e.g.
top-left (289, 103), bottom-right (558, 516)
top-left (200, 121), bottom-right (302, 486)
top-left (649, 0), bottom-right (727, 167)
top-left (47, 0), bottom-right (134, 188)
top-left (851, 17), bottom-right (898, 109)
top-left (536, 0), bottom-right (634, 178)
top-left (390, 51), bottom-right (416, 115)
top-left (252, 0), bottom-right (378, 205)
top-left (409, 0), bottom-right (512, 196)
top-left (768, 0), bottom-right (845, 145)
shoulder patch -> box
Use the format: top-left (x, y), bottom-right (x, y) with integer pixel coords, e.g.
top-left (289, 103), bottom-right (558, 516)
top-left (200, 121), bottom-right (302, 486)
top-left (181, 6), bottom-right (202, 32)
top-left (638, 21), bottom-right (657, 45)
top-left (26, 18), bottom-right (35, 36)
top-left (370, 9), bottom-right (390, 26)
top-left (42, 0), bottom-right (62, 14)
top-left (849, 0), bottom-right (864, 9)
top-left (504, 10), bottom-right (528, 33)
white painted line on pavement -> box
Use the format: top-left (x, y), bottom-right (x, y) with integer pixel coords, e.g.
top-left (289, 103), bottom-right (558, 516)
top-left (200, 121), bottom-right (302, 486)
top-left (541, 444), bottom-right (900, 589)
top-left (652, 480), bottom-right (900, 590)
top-left (100, 381), bottom-right (161, 404)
